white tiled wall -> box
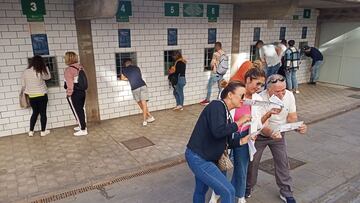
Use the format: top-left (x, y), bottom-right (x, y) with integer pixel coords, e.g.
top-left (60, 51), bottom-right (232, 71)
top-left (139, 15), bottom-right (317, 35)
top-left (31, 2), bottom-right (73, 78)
top-left (236, 8), bottom-right (318, 84)
top-left (0, 0), bottom-right (78, 137)
top-left (91, 0), bottom-right (233, 120)
top-left (0, 1), bottom-right (319, 137)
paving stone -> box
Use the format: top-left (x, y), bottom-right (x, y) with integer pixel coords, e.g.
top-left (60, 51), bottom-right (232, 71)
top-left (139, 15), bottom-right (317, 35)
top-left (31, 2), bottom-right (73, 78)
top-left (1, 84), bottom-right (360, 202)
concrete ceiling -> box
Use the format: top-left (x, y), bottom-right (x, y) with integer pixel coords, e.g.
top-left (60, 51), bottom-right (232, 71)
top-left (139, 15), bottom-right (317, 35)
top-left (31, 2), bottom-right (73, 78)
top-left (164, 0), bottom-right (360, 8)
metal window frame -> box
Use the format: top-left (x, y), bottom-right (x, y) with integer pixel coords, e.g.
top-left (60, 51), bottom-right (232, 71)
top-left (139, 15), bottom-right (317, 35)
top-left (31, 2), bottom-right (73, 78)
top-left (27, 56), bottom-right (59, 87)
top-left (204, 47), bottom-right (214, 71)
top-left (164, 49), bottom-right (181, 75)
top-left (115, 52), bottom-right (137, 80)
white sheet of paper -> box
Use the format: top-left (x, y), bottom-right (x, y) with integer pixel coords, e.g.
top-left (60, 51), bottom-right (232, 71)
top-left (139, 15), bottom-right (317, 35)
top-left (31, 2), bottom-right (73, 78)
top-left (248, 124), bottom-right (265, 162)
top-left (243, 99), bottom-right (283, 109)
top-left (248, 140), bottom-right (256, 162)
top-left (269, 95), bottom-right (284, 108)
top-left (277, 121), bottom-right (304, 133)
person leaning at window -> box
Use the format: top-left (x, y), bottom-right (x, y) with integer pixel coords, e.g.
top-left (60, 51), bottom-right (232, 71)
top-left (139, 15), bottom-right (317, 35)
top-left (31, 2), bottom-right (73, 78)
top-left (22, 55), bottom-right (51, 137)
top-left (185, 81), bottom-right (252, 203)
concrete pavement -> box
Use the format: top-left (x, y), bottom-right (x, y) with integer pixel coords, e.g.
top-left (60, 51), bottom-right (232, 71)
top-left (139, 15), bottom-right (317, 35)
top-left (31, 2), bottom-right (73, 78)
top-left (0, 83), bottom-right (360, 203)
top-left (55, 108), bottom-right (360, 203)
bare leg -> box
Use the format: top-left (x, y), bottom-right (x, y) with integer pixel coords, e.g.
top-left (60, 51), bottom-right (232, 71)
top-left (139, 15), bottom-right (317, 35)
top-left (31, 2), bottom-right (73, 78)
top-left (137, 101), bottom-right (147, 121)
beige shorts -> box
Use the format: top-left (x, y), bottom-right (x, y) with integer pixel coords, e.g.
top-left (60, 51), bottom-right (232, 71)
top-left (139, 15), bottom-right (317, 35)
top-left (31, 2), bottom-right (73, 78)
top-left (132, 86), bottom-right (149, 102)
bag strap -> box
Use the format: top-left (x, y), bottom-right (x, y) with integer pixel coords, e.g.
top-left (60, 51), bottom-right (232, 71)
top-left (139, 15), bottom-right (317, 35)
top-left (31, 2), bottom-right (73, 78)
top-left (69, 65), bottom-right (80, 72)
top-left (219, 100), bottom-right (233, 149)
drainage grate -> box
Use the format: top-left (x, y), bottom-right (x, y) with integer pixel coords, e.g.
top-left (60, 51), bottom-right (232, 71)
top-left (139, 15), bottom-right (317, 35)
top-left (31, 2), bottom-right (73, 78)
top-left (347, 87), bottom-right (360, 92)
top-left (30, 156), bottom-right (185, 203)
top-left (259, 157), bottom-right (306, 176)
top-left (121, 136), bottom-right (154, 151)
top-left (348, 94), bottom-right (360, 99)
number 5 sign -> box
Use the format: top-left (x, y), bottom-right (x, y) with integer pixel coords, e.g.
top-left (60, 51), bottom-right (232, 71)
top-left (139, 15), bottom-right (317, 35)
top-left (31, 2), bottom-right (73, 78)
top-left (21, 0), bottom-right (46, 16)
top-left (164, 3), bottom-right (179, 17)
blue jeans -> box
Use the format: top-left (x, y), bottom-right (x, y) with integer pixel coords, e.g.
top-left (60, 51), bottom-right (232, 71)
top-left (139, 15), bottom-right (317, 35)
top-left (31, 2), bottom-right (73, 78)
top-left (185, 148), bottom-right (235, 203)
top-left (310, 60), bottom-right (323, 82)
top-left (173, 76), bottom-right (186, 106)
top-left (265, 63), bottom-right (281, 78)
top-left (206, 72), bottom-right (223, 101)
top-left (285, 68), bottom-right (298, 90)
top-left (231, 130), bottom-right (249, 198)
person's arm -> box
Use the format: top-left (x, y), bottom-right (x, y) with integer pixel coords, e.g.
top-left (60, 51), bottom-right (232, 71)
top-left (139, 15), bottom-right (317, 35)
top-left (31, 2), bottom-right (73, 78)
top-left (209, 102), bottom-right (251, 139)
top-left (210, 52), bottom-right (219, 72)
top-left (120, 74), bottom-right (128, 80)
top-left (41, 66), bottom-right (52, 80)
top-left (259, 48), bottom-right (266, 64)
top-left (21, 71), bottom-right (26, 90)
top-left (64, 67), bottom-right (76, 96)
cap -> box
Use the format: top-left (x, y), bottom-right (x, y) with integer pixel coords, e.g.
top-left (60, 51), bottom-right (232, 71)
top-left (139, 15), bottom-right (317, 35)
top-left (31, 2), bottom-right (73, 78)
top-left (302, 45), bottom-right (310, 50)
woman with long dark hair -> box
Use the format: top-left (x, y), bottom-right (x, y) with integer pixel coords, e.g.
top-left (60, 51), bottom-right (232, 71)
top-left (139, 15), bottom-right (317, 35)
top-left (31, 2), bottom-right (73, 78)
top-left (186, 81), bottom-right (252, 203)
top-left (21, 55), bottom-right (51, 137)
top-left (168, 51), bottom-right (186, 110)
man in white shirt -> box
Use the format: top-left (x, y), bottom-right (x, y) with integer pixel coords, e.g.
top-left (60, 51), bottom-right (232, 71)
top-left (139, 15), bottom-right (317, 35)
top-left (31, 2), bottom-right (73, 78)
top-left (246, 74), bottom-right (307, 203)
top-left (259, 43), bottom-right (287, 78)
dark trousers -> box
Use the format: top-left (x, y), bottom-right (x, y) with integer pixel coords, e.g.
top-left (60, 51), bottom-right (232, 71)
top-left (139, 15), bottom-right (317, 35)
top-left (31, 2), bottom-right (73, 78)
top-left (29, 94), bottom-right (48, 131)
top-left (246, 135), bottom-right (293, 197)
top-left (67, 91), bottom-right (86, 130)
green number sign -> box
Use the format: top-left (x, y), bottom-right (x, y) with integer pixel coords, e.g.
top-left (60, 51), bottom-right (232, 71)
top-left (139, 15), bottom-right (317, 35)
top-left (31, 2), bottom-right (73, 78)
top-left (207, 5), bottom-right (219, 18)
top-left (183, 4), bottom-right (204, 17)
top-left (21, 0), bottom-right (46, 16)
top-left (165, 3), bottom-right (179, 16)
top-left (116, 1), bottom-right (132, 22)
top-left (303, 9), bottom-right (311, 19)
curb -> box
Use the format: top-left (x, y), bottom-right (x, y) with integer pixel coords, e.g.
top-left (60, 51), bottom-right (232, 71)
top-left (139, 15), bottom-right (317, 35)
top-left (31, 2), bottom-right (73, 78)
top-left (20, 104), bottom-right (360, 203)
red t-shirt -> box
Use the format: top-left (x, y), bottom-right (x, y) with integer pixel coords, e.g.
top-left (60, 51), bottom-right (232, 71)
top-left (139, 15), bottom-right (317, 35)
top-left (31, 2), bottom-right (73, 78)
top-left (230, 61), bottom-right (253, 83)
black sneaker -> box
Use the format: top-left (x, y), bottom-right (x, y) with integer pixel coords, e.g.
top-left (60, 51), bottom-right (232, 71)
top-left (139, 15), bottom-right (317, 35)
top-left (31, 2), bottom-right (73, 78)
top-left (245, 188), bottom-right (251, 198)
top-left (280, 195), bottom-right (296, 203)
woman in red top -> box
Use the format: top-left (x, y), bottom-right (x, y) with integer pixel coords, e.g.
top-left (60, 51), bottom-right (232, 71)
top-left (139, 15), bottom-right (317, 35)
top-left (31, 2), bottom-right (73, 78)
top-left (230, 60), bottom-right (263, 83)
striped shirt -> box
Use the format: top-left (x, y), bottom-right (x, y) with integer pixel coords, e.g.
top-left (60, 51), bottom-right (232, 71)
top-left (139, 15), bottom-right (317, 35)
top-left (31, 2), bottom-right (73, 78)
top-left (285, 47), bottom-right (300, 69)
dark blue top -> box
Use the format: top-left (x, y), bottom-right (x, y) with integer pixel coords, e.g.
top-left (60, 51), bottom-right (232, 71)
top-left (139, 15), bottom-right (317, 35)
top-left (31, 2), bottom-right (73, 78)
top-left (122, 65), bottom-right (146, 90)
top-left (305, 47), bottom-right (323, 66)
top-left (187, 100), bottom-right (243, 162)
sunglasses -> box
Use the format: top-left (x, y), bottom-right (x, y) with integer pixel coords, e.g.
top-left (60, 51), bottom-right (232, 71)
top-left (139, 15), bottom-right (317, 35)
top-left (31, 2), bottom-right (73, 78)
top-left (238, 94), bottom-right (245, 100)
top-left (267, 77), bottom-right (285, 84)
top-left (256, 82), bottom-right (265, 87)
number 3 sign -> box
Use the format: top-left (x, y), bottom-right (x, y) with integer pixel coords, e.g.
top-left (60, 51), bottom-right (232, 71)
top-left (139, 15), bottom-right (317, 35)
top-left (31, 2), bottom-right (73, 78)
top-left (21, 0), bottom-right (46, 16)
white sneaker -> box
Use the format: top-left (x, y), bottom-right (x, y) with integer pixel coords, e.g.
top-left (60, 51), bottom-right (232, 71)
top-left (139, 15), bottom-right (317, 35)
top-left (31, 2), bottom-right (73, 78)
top-left (173, 105), bottom-right (184, 111)
top-left (237, 197), bottom-right (246, 203)
top-left (74, 129), bottom-right (88, 136)
top-left (146, 116), bottom-right (155, 123)
top-left (28, 131), bottom-right (34, 137)
top-left (209, 191), bottom-right (220, 203)
top-left (142, 121), bottom-right (147, 126)
top-left (40, 130), bottom-right (50, 137)
top-left (74, 126), bottom-right (81, 131)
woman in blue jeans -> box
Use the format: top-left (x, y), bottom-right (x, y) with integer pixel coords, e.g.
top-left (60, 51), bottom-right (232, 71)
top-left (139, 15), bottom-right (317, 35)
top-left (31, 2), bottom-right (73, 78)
top-left (186, 82), bottom-right (253, 203)
top-left (210, 68), bottom-right (275, 203)
top-left (169, 51), bottom-right (186, 111)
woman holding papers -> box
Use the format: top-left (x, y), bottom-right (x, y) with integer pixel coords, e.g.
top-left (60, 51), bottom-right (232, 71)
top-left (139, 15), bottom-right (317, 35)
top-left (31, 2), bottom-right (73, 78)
top-left (186, 82), bottom-right (252, 203)
top-left (210, 67), bottom-right (279, 203)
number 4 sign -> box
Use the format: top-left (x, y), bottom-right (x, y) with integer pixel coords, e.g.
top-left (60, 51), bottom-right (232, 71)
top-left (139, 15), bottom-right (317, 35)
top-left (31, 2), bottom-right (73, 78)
top-left (116, 1), bottom-right (132, 22)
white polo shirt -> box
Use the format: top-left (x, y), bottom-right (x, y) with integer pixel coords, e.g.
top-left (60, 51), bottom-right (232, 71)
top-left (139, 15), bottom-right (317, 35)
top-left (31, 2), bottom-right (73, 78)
top-left (260, 89), bottom-right (296, 131)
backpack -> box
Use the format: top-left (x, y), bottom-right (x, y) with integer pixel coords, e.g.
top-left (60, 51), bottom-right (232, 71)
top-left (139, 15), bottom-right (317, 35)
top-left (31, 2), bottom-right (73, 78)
top-left (216, 54), bottom-right (229, 75)
top-left (64, 66), bottom-right (88, 91)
